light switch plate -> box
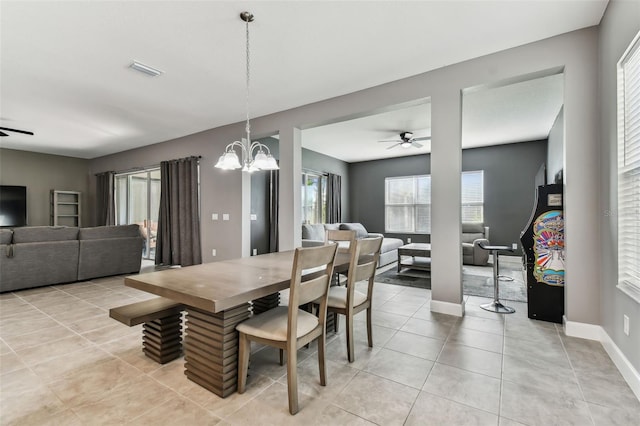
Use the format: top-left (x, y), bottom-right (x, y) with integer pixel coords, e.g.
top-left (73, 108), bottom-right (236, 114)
top-left (212, 213), bottom-right (218, 221)
top-left (250, 214), bottom-right (257, 221)
top-left (223, 214), bottom-right (230, 221)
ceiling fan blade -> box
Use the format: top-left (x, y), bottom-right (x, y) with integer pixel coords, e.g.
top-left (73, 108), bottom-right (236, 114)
top-left (0, 131), bottom-right (8, 137)
top-left (386, 143), bottom-right (402, 150)
top-left (411, 136), bottom-right (431, 142)
top-left (0, 126), bottom-right (34, 136)
top-left (411, 141), bottom-right (424, 148)
top-left (378, 139), bottom-right (402, 143)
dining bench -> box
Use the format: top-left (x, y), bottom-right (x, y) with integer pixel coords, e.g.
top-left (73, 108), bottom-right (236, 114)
top-left (109, 297), bottom-right (184, 364)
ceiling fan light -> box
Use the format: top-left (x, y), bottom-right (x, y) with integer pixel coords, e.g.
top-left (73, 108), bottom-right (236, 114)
top-left (401, 142), bottom-right (412, 148)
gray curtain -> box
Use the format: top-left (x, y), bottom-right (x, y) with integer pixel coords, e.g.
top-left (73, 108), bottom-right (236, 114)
top-left (326, 173), bottom-right (342, 224)
top-left (268, 169), bottom-right (279, 253)
top-left (95, 171), bottom-right (115, 226)
top-left (156, 156), bottom-right (202, 266)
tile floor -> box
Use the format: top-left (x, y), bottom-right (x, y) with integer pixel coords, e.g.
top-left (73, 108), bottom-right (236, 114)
top-left (1, 271), bottom-right (639, 425)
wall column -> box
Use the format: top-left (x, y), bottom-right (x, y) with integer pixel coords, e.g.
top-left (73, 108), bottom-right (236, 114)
top-left (430, 88), bottom-right (464, 316)
top-left (278, 127), bottom-right (302, 251)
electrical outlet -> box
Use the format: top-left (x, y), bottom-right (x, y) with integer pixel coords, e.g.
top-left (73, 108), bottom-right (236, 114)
top-left (212, 249), bottom-right (216, 257)
top-left (512, 242), bottom-right (518, 250)
top-left (250, 214), bottom-right (257, 221)
top-left (223, 214), bottom-right (230, 221)
top-left (623, 314), bottom-right (630, 336)
top-left (212, 213), bottom-right (218, 221)
top-left (252, 249), bottom-right (257, 256)
top-left (407, 237), bottom-right (412, 243)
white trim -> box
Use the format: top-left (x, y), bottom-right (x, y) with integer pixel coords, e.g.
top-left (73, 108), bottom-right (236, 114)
top-left (563, 316), bottom-right (601, 341)
top-left (600, 328), bottom-right (640, 402)
top-left (430, 299), bottom-right (465, 317)
top-left (562, 317), bottom-right (640, 402)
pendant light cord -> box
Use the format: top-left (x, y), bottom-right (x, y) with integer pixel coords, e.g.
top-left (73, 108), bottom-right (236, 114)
top-left (245, 16), bottom-right (251, 144)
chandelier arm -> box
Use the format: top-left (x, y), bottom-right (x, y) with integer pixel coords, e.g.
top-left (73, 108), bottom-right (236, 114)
top-left (248, 141), bottom-right (271, 155)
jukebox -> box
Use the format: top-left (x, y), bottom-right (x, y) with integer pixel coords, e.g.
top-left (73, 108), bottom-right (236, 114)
top-left (520, 183), bottom-right (565, 323)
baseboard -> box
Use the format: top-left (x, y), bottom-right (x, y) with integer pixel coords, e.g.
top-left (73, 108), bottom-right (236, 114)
top-left (563, 317), bottom-right (640, 402)
top-left (430, 299), bottom-right (465, 317)
top-left (563, 316), bottom-right (601, 341)
top-left (600, 328), bottom-right (640, 401)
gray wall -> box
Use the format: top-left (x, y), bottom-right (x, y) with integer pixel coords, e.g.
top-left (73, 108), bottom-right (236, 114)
top-left (547, 107), bottom-right (564, 184)
top-left (463, 141), bottom-right (547, 255)
top-left (250, 137), bottom-right (278, 256)
top-left (349, 140), bottom-right (547, 255)
top-left (251, 142), bottom-right (350, 255)
top-left (599, 0), bottom-right (640, 372)
top-left (302, 148), bottom-right (350, 222)
top-left (349, 154), bottom-right (431, 244)
top-left (0, 148), bottom-right (90, 226)
top-left (89, 26), bottom-right (601, 329)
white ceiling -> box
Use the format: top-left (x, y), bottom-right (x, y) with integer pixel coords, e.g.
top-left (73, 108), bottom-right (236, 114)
top-left (0, 1), bottom-right (606, 160)
top-left (303, 73), bottom-right (564, 163)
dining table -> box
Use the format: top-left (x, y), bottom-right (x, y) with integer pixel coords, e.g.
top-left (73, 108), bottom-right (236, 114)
top-left (125, 249), bottom-right (350, 398)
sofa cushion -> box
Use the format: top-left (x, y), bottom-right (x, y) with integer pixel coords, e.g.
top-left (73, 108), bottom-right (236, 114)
top-left (380, 237), bottom-right (404, 254)
top-left (79, 224), bottom-right (141, 240)
top-left (301, 224), bottom-right (325, 242)
top-left (0, 229), bottom-right (13, 245)
top-left (339, 223), bottom-right (368, 239)
top-left (12, 226), bottom-right (79, 243)
top-left (324, 223), bottom-right (340, 231)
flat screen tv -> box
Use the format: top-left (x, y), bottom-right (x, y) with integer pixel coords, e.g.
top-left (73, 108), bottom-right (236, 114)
top-left (0, 185), bottom-right (27, 227)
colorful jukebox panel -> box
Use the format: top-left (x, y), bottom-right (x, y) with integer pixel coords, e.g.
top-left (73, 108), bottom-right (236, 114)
top-left (520, 184), bottom-right (565, 324)
top-left (532, 211), bottom-right (565, 287)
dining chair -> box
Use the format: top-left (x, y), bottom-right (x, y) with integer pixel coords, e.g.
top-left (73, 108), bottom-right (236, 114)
top-left (236, 243), bottom-right (338, 415)
top-left (326, 236), bottom-right (382, 363)
top-left (325, 229), bottom-right (356, 285)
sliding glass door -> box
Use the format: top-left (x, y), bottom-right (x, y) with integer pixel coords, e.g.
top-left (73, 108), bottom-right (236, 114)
top-left (115, 169), bottom-right (161, 260)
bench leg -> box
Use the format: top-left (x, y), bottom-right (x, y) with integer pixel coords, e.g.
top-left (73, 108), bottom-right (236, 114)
top-left (142, 313), bottom-right (182, 364)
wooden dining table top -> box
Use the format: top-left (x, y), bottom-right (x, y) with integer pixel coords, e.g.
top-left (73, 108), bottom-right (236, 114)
top-left (125, 249), bottom-right (350, 313)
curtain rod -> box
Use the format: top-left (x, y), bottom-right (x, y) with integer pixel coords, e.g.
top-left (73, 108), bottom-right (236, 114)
top-left (303, 168), bottom-right (329, 176)
top-left (111, 155), bottom-right (202, 176)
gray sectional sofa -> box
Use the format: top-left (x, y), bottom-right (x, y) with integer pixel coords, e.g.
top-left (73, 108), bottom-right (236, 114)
top-left (0, 225), bottom-right (143, 293)
top-left (462, 222), bottom-right (490, 266)
top-left (302, 222), bottom-right (404, 267)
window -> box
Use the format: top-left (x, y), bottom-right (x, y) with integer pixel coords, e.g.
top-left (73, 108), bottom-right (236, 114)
top-left (115, 168), bottom-right (161, 260)
top-left (462, 170), bottom-right (484, 223)
top-left (385, 175), bottom-right (431, 233)
top-left (617, 32), bottom-right (640, 300)
top-left (301, 171), bottom-right (327, 224)
top-left (385, 171), bottom-right (483, 234)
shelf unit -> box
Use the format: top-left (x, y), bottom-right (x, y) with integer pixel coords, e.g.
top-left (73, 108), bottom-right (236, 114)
top-left (50, 190), bottom-right (81, 227)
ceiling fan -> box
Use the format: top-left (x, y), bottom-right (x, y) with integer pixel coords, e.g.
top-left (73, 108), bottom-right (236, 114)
top-left (378, 131), bottom-right (430, 149)
top-left (0, 127), bottom-right (34, 137)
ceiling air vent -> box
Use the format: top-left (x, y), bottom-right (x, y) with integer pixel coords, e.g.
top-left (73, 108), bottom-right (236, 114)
top-left (129, 61), bottom-right (163, 77)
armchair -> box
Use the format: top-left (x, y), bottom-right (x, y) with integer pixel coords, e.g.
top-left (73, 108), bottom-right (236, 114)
top-left (462, 223), bottom-right (490, 266)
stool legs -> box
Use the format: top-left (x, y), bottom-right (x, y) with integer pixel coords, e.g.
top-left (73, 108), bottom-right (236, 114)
top-left (480, 250), bottom-right (515, 314)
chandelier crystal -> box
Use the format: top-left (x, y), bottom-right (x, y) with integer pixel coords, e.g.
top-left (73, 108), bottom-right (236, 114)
top-left (215, 11), bottom-right (278, 172)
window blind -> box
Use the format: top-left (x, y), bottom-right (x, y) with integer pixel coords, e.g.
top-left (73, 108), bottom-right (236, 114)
top-left (618, 32), bottom-right (640, 299)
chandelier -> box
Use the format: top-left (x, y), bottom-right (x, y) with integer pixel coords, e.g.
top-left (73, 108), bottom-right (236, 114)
top-left (215, 11), bottom-right (279, 172)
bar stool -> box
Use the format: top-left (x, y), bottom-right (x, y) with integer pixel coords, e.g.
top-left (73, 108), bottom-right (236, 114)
top-left (478, 243), bottom-right (515, 314)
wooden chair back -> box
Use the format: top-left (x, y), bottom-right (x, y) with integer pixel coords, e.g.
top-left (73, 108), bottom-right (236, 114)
top-left (347, 236), bottom-right (383, 302)
top-left (287, 243), bottom-right (338, 341)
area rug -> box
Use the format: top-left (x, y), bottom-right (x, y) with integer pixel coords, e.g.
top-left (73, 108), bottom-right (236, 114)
top-left (375, 262), bottom-right (527, 302)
